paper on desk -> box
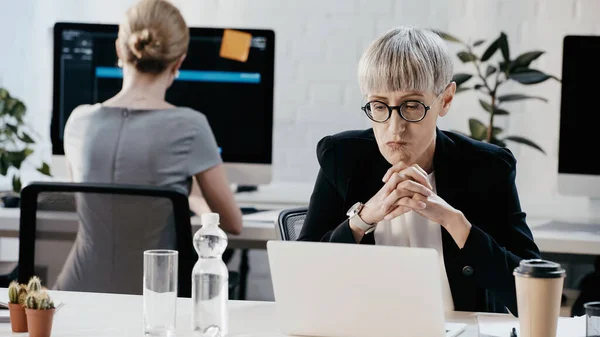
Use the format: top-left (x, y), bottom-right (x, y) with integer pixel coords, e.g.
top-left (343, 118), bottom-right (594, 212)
top-left (242, 210), bottom-right (282, 223)
top-left (477, 314), bottom-right (586, 337)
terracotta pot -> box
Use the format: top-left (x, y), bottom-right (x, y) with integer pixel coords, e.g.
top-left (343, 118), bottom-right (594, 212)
top-left (25, 308), bottom-right (55, 337)
top-left (8, 302), bottom-right (28, 332)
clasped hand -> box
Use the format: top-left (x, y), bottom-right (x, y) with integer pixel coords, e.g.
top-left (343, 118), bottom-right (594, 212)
top-left (359, 162), bottom-right (457, 227)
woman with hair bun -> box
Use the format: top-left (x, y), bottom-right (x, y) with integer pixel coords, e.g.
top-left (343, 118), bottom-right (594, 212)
top-left (59, 0), bottom-right (242, 294)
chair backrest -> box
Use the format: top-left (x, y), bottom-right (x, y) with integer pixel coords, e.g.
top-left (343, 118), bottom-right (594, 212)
top-left (276, 207), bottom-right (307, 241)
top-left (18, 181), bottom-right (196, 297)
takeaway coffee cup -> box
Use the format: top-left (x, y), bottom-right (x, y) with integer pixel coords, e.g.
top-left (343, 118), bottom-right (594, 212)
top-left (513, 259), bottom-right (566, 337)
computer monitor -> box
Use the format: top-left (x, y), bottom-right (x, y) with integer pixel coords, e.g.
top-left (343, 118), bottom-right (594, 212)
top-left (557, 35), bottom-right (600, 197)
top-left (51, 22), bottom-right (275, 186)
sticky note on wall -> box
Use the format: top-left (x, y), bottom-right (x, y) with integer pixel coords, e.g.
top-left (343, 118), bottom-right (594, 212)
top-left (219, 29), bottom-right (252, 62)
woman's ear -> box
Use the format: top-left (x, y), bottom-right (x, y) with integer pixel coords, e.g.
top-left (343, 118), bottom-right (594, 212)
top-left (438, 82), bottom-right (456, 117)
top-left (172, 54), bottom-right (187, 73)
top-left (115, 39), bottom-right (123, 62)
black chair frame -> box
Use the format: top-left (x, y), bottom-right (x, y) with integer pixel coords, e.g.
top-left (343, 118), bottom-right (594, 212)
top-left (18, 181), bottom-right (196, 297)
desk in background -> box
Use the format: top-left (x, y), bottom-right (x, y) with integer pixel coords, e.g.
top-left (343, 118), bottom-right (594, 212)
top-left (1, 208), bottom-right (599, 255)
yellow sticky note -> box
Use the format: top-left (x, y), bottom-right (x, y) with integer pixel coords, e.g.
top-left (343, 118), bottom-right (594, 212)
top-left (219, 29), bottom-right (252, 62)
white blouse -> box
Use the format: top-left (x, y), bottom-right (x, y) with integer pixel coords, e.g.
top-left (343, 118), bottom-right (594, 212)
top-left (374, 172), bottom-right (455, 312)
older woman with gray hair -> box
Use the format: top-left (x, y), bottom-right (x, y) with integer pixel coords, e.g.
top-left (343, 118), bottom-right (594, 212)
top-left (298, 26), bottom-right (540, 316)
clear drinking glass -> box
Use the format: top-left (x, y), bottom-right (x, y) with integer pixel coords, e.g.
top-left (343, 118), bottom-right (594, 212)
top-left (143, 250), bottom-right (178, 337)
top-left (585, 302), bottom-right (600, 337)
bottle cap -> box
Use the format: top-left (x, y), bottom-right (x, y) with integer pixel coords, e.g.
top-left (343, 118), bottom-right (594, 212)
top-left (201, 213), bottom-right (220, 226)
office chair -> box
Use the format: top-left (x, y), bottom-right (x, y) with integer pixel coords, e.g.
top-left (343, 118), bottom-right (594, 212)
top-left (276, 207), bottom-right (308, 241)
top-left (7, 181), bottom-right (237, 298)
top-left (14, 182), bottom-right (196, 296)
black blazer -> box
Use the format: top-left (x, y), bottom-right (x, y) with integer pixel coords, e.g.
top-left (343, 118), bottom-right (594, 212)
top-left (298, 128), bottom-right (541, 315)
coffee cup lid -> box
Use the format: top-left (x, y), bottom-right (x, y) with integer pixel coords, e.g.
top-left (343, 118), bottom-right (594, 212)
top-left (513, 259), bottom-right (566, 278)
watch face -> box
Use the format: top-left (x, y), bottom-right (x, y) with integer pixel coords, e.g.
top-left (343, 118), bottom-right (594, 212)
top-left (346, 202), bottom-right (362, 217)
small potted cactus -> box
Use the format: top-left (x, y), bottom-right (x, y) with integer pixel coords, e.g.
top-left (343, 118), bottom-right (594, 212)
top-left (24, 290), bottom-right (56, 337)
top-left (27, 275), bottom-right (43, 293)
top-left (7, 280), bottom-right (28, 332)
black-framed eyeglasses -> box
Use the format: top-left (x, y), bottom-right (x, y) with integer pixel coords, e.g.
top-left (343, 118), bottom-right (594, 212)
top-left (361, 93), bottom-right (443, 123)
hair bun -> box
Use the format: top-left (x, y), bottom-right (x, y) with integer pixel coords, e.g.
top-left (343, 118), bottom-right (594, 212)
top-left (128, 28), bottom-right (162, 60)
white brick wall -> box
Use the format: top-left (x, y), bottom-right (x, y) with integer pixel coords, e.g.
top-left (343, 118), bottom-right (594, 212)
top-left (1, 0), bottom-right (600, 217)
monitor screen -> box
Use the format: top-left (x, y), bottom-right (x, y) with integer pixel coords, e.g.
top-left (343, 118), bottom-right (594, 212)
top-left (51, 22), bottom-right (274, 165)
top-left (558, 35), bottom-right (600, 176)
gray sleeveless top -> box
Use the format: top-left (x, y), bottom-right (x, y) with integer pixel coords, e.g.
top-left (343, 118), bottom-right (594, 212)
top-left (55, 104), bottom-right (221, 294)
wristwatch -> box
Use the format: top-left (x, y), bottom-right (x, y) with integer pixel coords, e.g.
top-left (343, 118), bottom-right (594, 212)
top-left (346, 202), bottom-right (376, 234)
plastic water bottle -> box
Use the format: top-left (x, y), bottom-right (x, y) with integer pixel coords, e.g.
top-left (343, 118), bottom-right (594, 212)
top-left (192, 213), bottom-right (229, 337)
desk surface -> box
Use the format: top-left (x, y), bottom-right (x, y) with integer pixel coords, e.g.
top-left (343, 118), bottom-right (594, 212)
top-left (0, 289), bottom-right (507, 337)
top-left (0, 207), bottom-right (275, 249)
top-left (1, 206), bottom-right (600, 255)
top-left (234, 182), bottom-right (312, 209)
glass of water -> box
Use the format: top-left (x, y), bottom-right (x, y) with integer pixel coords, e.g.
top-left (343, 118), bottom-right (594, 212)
top-left (144, 250), bottom-right (178, 337)
top-left (586, 302), bottom-right (600, 337)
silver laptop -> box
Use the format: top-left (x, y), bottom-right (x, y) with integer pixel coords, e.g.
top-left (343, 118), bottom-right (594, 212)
top-left (267, 241), bottom-right (467, 337)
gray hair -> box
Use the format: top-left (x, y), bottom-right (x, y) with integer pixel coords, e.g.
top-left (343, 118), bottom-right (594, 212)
top-left (358, 26), bottom-right (453, 95)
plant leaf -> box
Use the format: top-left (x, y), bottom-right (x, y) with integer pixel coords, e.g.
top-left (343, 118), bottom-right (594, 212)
top-left (12, 175), bottom-right (22, 193)
top-left (497, 94), bottom-right (548, 103)
top-left (0, 88), bottom-right (9, 100)
top-left (456, 87), bottom-right (471, 94)
top-left (474, 84), bottom-right (484, 90)
top-left (473, 40), bottom-right (486, 47)
top-left (452, 73), bottom-right (473, 86)
top-left (512, 51), bottom-right (544, 69)
top-left (509, 69), bottom-right (556, 85)
top-left (6, 124), bottom-right (18, 135)
top-left (434, 31), bottom-right (463, 44)
top-left (492, 127), bottom-right (503, 137)
top-left (485, 65), bottom-right (497, 77)
top-left (479, 99), bottom-right (509, 115)
top-left (37, 162), bottom-right (52, 176)
top-left (504, 136), bottom-right (546, 154)
top-left (19, 132), bottom-right (35, 144)
top-left (479, 99), bottom-right (493, 113)
top-left (0, 154), bottom-right (7, 176)
top-left (481, 37), bottom-right (501, 61)
top-left (457, 51), bottom-right (478, 63)
top-left (8, 100), bottom-right (26, 120)
top-left (499, 32), bottom-right (510, 62)
top-left (469, 118), bottom-right (487, 141)
top-left (5, 149), bottom-right (33, 169)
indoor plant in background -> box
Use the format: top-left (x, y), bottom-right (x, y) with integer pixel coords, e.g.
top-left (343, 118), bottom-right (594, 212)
top-left (436, 31), bottom-right (560, 153)
top-left (0, 87), bottom-right (52, 207)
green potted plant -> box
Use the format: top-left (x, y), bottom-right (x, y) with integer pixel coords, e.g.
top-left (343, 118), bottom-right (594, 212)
top-left (7, 280), bottom-right (28, 332)
top-left (24, 289), bottom-right (56, 337)
top-left (435, 31), bottom-right (560, 153)
top-left (0, 88), bottom-right (52, 207)
top-left (7, 276), bottom-right (44, 332)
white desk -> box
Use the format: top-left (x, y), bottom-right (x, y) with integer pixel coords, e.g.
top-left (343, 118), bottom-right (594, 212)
top-left (528, 217), bottom-right (600, 256)
top-left (1, 206), bottom-right (599, 255)
top-left (234, 182), bottom-right (312, 210)
top-left (0, 207), bottom-right (276, 250)
top-left (0, 289), bottom-right (518, 337)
